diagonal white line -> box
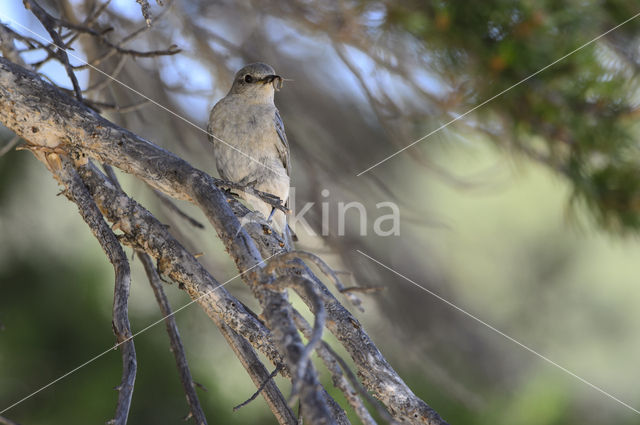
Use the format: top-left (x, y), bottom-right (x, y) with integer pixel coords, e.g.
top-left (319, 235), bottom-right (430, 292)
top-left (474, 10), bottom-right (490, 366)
top-left (0, 16), bottom-right (285, 177)
top-left (0, 252), bottom-right (278, 415)
top-left (356, 249), bottom-right (640, 415)
top-left (356, 10), bottom-right (640, 176)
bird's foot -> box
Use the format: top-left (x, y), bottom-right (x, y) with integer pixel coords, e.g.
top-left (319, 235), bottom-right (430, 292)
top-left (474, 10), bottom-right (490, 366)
top-left (266, 207), bottom-right (276, 222)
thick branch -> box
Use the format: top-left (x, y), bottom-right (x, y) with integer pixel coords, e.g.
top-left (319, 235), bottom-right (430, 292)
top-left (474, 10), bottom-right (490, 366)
top-left (294, 263), bottom-right (446, 424)
top-left (47, 155), bottom-right (135, 425)
top-left (258, 284), bottom-right (333, 422)
top-left (0, 57), bottom-right (447, 425)
top-left (266, 274), bottom-right (326, 404)
top-left (81, 162), bottom-right (296, 423)
top-left (77, 161), bottom-right (283, 369)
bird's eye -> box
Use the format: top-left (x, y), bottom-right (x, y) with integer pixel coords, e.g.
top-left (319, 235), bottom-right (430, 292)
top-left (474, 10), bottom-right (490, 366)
top-left (244, 75), bottom-right (253, 83)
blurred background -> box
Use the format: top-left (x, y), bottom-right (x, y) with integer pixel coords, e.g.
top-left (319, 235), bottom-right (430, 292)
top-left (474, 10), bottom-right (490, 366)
top-left (1, 0), bottom-right (640, 424)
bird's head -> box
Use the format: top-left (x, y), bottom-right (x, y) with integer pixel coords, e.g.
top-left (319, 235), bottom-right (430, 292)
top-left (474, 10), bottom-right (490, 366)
top-left (229, 62), bottom-right (283, 99)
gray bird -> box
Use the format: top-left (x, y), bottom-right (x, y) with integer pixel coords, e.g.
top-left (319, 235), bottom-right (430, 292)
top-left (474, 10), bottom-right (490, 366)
top-left (207, 62), bottom-right (291, 238)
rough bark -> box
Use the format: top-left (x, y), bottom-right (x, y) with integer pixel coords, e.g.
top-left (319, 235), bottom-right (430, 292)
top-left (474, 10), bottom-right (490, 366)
top-left (81, 160), bottom-right (298, 423)
top-left (0, 56), bottom-right (449, 425)
top-left (46, 155), bottom-right (136, 425)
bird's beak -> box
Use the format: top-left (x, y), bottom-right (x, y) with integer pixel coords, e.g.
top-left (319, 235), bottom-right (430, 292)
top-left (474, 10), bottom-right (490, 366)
top-left (262, 74), bottom-right (283, 90)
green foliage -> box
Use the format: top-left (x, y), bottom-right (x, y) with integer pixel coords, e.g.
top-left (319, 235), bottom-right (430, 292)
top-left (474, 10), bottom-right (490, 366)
top-left (373, 0), bottom-right (640, 231)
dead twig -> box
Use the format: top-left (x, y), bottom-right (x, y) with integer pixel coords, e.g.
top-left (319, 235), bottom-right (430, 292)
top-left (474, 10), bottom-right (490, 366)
top-left (139, 252), bottom-right (208, 425)
top-left (233, 364), bottom-right (283, 412)
top-left (0, 24), bottom-right (28, 67)
top-left (0, 135), bottom-right (22, 157)
top-left (292, 310), bottom-right (380, 425)
top-left (85, 99), bottom-right (152, 113)
top-left (153, 189), bottom-right (205, 229)
top-left (23, 0), bottom-right (83, 100)
top-left (84, 55), bottom-right (127, 93)
top-left (76, 162), bottom-right (298, 424)
top-left (266, 250), bottom-right (364, 311)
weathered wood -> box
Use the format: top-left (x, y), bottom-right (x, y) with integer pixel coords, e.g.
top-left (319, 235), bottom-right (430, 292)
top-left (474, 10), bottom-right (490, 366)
top-left (0, 56), bottom-right (448, 425)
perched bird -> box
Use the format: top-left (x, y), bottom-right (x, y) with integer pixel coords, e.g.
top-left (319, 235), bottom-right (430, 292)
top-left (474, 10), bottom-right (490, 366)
top-left (207, 62), bottom-right (291, 238)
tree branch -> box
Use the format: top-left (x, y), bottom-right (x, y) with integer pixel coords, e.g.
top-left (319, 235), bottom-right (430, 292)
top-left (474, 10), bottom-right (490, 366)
top-left (292, 310), bottom-right (382, 425)
top-left (265, 274), bottom-right (326, 405)
top-left (219, 324), bottom-right (297, 425)
top-left (45, 154), bottom-right (136, 425)
top-left (23, 0), bottom-right (83, 100)
top-left (233, 364), bottom-right (283, 412)
top-left (81, 161), bottom-right (296, 423)
top-left (0, 56), bottom-right (448, 425)
top-left (77, 161), bottom-right (284, 370)
top-left (292, 263), bottom-right (446, 424)
top-left (138, 252), bottom-right (208, 425)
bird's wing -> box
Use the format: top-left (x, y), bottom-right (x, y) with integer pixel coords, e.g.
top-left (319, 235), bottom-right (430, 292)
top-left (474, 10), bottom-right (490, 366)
top-left (208, 101), bottom-right (231, 181)
top-left (274, 108), bottom-right (291, 175)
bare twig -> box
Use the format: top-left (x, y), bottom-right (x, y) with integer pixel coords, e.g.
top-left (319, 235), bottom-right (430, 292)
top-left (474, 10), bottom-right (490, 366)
top-left (23, 0), bottom-right (83, 100)
top-left (84, 55), bottom-right (127, 93)
top-left (86, 0), bottom-right (113, 26)
top-left (0, 23), bottom-right (42, 51)
top-left (218, 324), bottom-right (297, 425)
top-left (266, 250), bottom-right (363, 311)
top-left (0, 135), bottom-right (22, 157)
top-left (292, 310), bottom-right (379, 425)
top-left (83, 99), bottom-right (151, 113)
top-left (65, 17), bottom-right (180, 71)
top-left (153, 189), bottom-right (205, 229)
top-left (0, 24), bottom-right (28, 67)
top-left (102, 163), bottom-right (122, 189)
top-left (22, 0), bottom-right (178, 73)
top-left (233, 364), bottom-right (283, 412)
top-left (139, 252), bottom-right (208, 425)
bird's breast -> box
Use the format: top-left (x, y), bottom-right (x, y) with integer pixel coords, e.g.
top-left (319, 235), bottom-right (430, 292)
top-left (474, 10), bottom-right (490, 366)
top-left (210, 100), bottom-right (275, 145)
top-left (209, 98), bottom-right (286, 185)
